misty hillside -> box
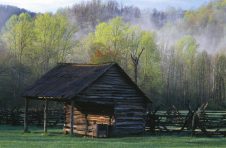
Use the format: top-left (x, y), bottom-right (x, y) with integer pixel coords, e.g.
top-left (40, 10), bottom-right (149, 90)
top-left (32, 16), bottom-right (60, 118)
top-left (65, 1), bottom-right (185, 35)
top-left (1, 0), bottom-right (226, 110)
top-left (65, 0), bottom-right (226, 53)
top-left (0, 5), bottom-right (35, 30)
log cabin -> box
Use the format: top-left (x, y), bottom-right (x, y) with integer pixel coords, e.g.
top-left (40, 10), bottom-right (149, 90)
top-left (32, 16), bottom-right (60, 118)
top-left (23, 63), bottom-right (151, 137)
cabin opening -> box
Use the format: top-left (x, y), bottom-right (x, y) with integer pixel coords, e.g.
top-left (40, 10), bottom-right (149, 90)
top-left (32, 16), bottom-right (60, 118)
top-left (64, 102), bottom-right (115, 137)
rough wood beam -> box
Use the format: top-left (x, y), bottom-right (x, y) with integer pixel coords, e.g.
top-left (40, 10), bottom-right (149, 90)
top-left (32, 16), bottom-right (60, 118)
top-left (70, 100), bottom-right (74, 136)
top-left (44, 99), bottom-right (48, 133)
top-left (85, 114), bottom-right (88, 136)
top-left (24, 98), bottom-right (29, 132)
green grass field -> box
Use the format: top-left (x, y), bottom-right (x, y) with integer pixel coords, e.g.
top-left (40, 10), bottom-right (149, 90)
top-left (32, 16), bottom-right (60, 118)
top-left (0, 125), bottom-right (226, 148)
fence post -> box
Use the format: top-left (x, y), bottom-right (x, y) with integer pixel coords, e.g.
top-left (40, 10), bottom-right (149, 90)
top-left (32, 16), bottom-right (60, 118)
top-left (44, 99), bottom-right (48, 134)
top-left (24, 98), bottom-right (29, 132)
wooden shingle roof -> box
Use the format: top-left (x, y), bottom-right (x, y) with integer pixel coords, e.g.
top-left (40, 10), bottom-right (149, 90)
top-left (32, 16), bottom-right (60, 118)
top-left (23, 63), bottom-right (151, 102)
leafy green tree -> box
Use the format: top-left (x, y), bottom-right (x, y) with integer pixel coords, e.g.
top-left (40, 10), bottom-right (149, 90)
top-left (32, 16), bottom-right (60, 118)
top-left (194, 51), bottom-right (212, 104)
top-left (213, 53), bottom-right (226, 104)
top-left (162, 36), bottom-right (199, 107)
top-left (1, 13), bottom-right (33, 107)
top-left (175, 35), bottom-right (198, 101)
top-left (0, 12), bottom-right (76, 109)
top-left (126, 26), bottom-right (161, 93)
top-left (2, 13), bottom-right (34, 64)
top-left (34, 13), bottom-right (76, 75)
top-left (89, 17), bottom-right (129, 65)
top-left (84, 17), bottom-right (161, 98)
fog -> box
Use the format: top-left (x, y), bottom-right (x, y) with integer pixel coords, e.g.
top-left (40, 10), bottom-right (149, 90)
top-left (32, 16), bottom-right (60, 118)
top-left (68, 0), bottom-right (226, 55)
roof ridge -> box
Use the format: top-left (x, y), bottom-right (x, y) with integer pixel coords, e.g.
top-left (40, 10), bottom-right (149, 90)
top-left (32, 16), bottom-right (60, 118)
top-left (22, 62), bottom-right (151, 103)
top-left (57, 62), bottom-right (116, 66)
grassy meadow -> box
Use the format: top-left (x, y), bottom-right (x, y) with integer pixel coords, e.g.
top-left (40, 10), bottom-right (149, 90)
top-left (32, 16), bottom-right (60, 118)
top-left (0, 125), bottom-right (226, 148)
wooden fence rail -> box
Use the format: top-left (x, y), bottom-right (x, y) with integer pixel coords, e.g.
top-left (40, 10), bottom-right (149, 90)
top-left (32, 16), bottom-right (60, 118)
top-left (2, 108), bottom-right (226, 137)
top-left (146, 110), bottom-right (226, 136)
top-left (0, 109), bottom-right (64, 127)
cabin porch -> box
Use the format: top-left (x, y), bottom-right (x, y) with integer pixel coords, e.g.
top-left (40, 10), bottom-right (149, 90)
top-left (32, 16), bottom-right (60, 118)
top-left (23, 98), bottom-right (115, 137)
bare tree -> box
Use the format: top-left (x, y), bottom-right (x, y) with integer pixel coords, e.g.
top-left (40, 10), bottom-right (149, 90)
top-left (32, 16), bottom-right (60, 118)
top-left (131, 48), bottom-right (144, 84)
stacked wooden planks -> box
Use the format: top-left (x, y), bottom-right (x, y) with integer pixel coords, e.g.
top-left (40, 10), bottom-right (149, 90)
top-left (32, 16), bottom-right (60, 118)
top-left (64, 104), bottom-right (112, 137)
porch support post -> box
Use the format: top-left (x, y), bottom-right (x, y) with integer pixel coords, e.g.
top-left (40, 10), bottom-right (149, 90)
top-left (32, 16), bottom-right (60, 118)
top-left (24, 97), bottom-right (29, 132)
top-left (85, 114), bottom-right (88, 136)
top-left (70, 100), bottom-right (74, 136)
top-left (44, 99), bottom-right (48, 133)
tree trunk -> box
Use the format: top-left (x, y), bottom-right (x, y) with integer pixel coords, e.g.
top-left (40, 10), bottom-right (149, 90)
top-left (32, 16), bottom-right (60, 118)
top-left (134, 64), bottom-right (138, 84)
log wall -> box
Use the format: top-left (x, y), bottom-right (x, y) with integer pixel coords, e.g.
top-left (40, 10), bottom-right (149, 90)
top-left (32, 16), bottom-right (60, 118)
top-left (66, 66), bottom-right (146, 136)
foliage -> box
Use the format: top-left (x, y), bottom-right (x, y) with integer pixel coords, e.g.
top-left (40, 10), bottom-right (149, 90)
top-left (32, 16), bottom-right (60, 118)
top-left (213, 53), bottom-right (226, 104)
top-left (90, 17), bottom-right (129, 64)
top-left (2, 13), bottom-right (34, 64)
top-left (34, 13), bottom-right (76, 74)
top-left (1, 0), bottom-right (226, 109)
top-left (84, 17), bottom-right (161, 96)
top-left (0, 12), bottom-right (75, 108)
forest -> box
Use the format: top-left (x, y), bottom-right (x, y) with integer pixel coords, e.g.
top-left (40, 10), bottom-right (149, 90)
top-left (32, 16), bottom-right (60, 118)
top-left (0, 0), bottom-right (226, 110)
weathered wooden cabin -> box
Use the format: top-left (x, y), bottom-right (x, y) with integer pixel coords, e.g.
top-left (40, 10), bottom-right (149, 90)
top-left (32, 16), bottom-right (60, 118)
top-left (23, 63), bottom-right (151, 137)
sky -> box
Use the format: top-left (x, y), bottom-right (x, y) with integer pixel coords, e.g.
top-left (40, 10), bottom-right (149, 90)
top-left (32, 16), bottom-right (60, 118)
top-left (0, 0), bottom-right (213, 13)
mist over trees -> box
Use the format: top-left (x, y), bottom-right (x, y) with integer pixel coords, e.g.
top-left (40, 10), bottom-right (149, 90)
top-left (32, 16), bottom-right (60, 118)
top-left (0, 5), bottom-right (35, 30)
top-left (0, 0), bottom-right (226, 110)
